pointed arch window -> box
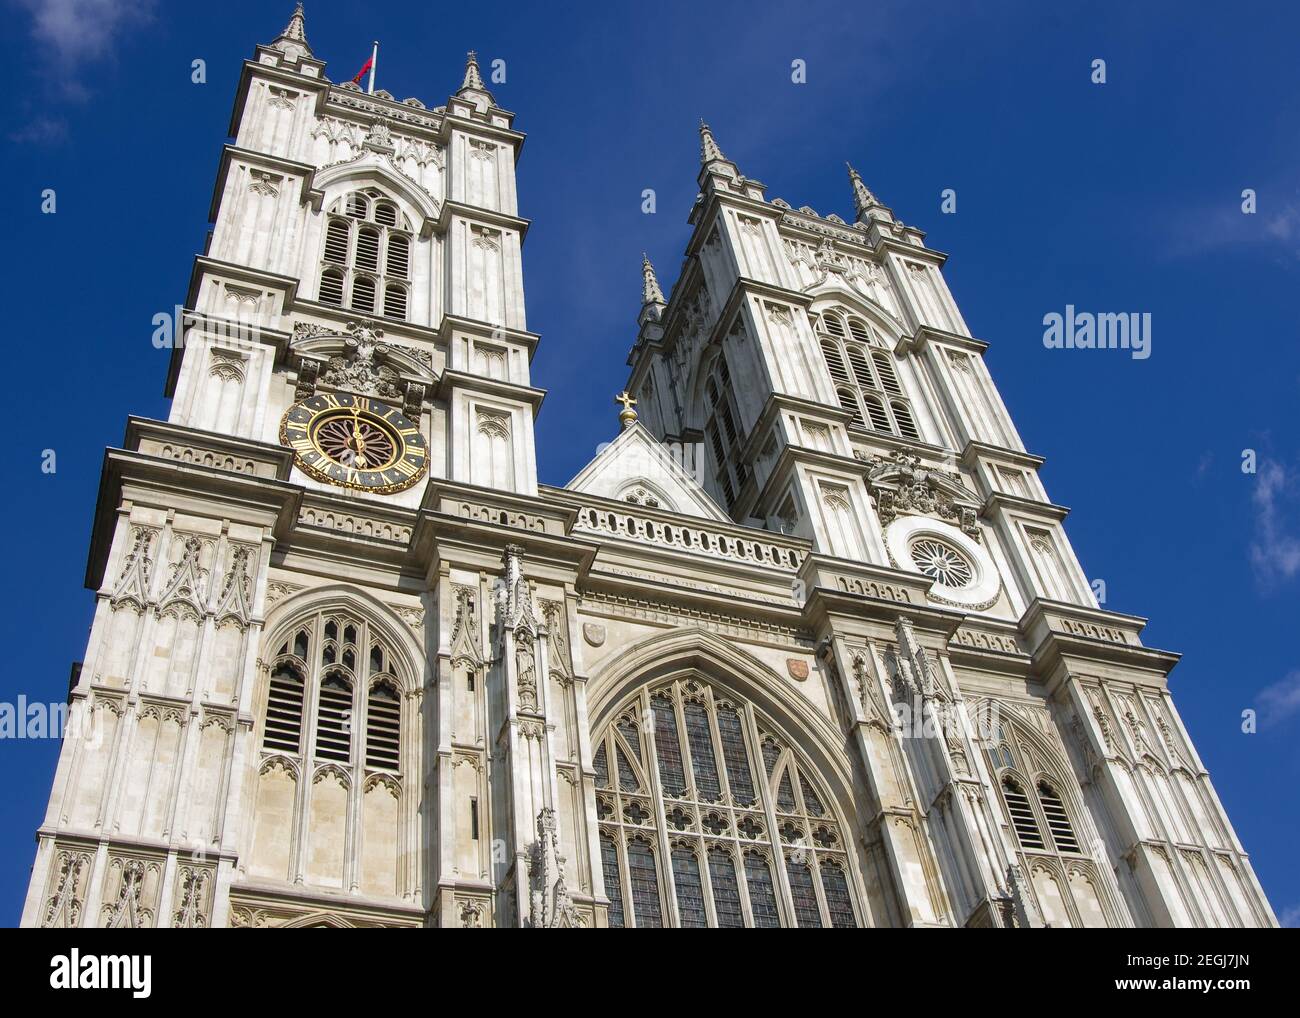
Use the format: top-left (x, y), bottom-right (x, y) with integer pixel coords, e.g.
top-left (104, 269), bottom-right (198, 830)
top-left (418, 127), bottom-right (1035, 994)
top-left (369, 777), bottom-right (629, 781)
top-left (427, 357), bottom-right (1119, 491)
top-left (988, 720), bottom-right (1085, 856)
top-left (592, 677), bottom-right (861, 927)
top-left (815, 304), bottom-right (921, 440)
top-left (704, 351), bottom-right (747, 510)
top-left (365, 680), bottom-right (401, 770)
top-left (1001, 776), bottom-right (1045, 849)
top-left (263, 663), bottom-right (305, 754)
top-left (260, 609), bottom-right (407, 777)
top-left (317, 188), bottom-right (414, 321)
top-left (253, 608), bottom-right (410, 895)
top-left (1037, 780), bottom-right (1080, 853)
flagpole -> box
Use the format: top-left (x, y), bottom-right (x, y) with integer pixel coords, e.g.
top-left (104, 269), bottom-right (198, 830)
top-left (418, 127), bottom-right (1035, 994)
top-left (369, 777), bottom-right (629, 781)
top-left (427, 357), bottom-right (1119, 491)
top-left (367, 41), bottom-right (378, 94)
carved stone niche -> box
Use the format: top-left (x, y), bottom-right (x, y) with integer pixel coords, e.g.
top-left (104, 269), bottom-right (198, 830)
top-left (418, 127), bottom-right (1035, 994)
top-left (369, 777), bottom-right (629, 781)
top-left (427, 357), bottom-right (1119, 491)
top-left (863, 449), bottom-right (983, 539)
top-left (289, 319), bottom-right (436, 413)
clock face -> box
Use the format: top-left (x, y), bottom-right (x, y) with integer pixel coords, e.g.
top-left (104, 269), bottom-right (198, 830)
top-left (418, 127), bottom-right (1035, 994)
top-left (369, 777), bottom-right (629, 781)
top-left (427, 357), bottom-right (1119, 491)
top-left (280, 393), bottom-right (428, 493)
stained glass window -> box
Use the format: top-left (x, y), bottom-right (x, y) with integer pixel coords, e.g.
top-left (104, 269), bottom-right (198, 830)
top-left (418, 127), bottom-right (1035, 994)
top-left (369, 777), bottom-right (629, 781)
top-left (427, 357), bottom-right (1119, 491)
top-left (744, 852), bottom-right (781, 928)
top-left (684, 701), bottom-right (722, 801)
top-left (716, 705), bottom-right (756, 804)
top-left (627, 837), bottom-right (662, 928)
top-left (671, 845), bottom-right (708, 927)
top-left (592, 678), bottom-right (858, 928)
top-left (821, 860), bottom-right (857, 928)
top-left (652, 695), bottom-right (687, 796)
top-left (708, 847), bottom-right (744, 928)
top-left (786, 858), bottom-right (823, 928)
top-left (601, 833), bottom-right (625, 929)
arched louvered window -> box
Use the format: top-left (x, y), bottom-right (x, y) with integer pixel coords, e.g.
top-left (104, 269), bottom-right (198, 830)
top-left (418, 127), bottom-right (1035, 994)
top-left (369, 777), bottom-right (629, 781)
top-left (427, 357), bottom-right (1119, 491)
top-left (318, 268), bottom-right (344, 307)
top-left (1037, 780), bottom-right (1081, 853)
top-left (355, 227), bottom-right (380, 272)
top-left (863, 393), bottom-right (892, 432)
top-left (891, 400), bottom-right (920, 440)
top-left (847, 316), bottom-right (873, 345)
top-left (365, 680), bottom-right (401, 769)
top-left (315, 673), bottom-right (353, 762)
top-left (386, 234), bottom-right (410, 278)
top-left (324, 220), bottom-right (350, 264)
top-left (383, 284), bottom-right (408, 321)
top-left (846, 345), bottom-right (875, 390)
top-left (263, 663), bottom-right (305, 754)
top-left (872, 351), bottom-right (903, 394)
top-left (821, 340), bottom-right (852, 388)
top-left (815, 305), bottom-right (921, 440)
top-left (837, 387), bottom-right (865, 428)
top-left (351, 275), bottom-right (376, 313)
top-left (318, 189), bottom-right (415, 315)
top-left (592, 677), bottom-right (861, 927)
top-left (1002, 776), bottom-right (1045, 850)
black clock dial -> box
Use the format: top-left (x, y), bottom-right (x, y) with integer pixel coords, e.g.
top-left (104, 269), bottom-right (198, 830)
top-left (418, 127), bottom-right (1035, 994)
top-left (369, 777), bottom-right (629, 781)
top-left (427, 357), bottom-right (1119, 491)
top-left (280, 393), bottom-right (427, 494)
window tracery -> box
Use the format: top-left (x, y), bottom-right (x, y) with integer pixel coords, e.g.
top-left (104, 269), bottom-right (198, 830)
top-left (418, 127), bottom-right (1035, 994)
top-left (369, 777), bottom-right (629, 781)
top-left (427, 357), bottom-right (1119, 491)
top-left (815, 306), bottom-right (920, 440)
top-left (593, 677), bottom-right (860, 927)
top-left (261, 608), bottom-right (405, 774)
top-left (987, 721), bottom-right (1082, 857)
top-left (318, 188), bottom-right (412, 320)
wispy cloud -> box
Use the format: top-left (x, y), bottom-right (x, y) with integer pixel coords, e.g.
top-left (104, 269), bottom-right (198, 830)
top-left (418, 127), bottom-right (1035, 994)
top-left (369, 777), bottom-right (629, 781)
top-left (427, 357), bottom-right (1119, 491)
top-left (9, 0), bottom-right (156, 143)
top-left (8, 114), bottom-right (67, 144)
top-left (1279, 903), bottom-right (1300, 928)
top-left (16, 0), bottom-right (152, 66)
top-left (1163, 193), bottom-right (1300, 261)
top-left (1249, 459), bottom-right (1300, 586)
top-left (1258, 671), bottom-right (1300, 727)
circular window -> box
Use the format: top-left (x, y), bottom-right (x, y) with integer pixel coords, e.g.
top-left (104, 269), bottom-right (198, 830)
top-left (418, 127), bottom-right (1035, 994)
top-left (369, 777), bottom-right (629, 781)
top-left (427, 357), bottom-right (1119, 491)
top-left (909, 538), bottom-right (974, 588)
top-left (884, 517), bottom-right (1002, 611)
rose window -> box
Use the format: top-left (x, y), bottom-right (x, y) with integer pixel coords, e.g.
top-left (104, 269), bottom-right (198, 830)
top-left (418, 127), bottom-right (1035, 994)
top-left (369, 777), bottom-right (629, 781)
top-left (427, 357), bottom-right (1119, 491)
top-left (909, 538), bottom-right (974, 588)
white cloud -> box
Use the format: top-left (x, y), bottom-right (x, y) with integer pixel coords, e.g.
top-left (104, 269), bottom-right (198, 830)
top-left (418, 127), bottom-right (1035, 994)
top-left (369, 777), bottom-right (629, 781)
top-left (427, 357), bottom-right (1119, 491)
top-left (1257, 671), bottom-right (1300, 727)
top-left (16, 0), bottom-right (153, 65)
top-left (1278, 903), bottom-right (1300, 928)
top-left (8, 114), bottom-right (67, 143)
top-left (1163, 193), bottom-right (1300, 261)
top-left (1249, 460), bottom-right (1300, 586)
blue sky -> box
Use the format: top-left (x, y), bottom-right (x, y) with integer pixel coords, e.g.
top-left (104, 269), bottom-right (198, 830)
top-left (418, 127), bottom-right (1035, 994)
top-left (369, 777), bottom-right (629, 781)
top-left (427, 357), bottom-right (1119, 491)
top-left (1, 0), bottom-right (1297, 926)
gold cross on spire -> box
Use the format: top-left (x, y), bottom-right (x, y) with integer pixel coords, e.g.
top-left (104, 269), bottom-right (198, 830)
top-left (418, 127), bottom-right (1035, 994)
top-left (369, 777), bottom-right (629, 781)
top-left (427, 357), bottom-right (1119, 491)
top-left (615, 391), bottom-right (638, 428)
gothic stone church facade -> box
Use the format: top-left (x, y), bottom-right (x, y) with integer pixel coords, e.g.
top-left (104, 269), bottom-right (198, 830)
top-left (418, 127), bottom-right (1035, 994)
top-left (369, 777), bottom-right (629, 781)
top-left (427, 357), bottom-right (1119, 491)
top-left (21, 7), bottom-right (1276, 929)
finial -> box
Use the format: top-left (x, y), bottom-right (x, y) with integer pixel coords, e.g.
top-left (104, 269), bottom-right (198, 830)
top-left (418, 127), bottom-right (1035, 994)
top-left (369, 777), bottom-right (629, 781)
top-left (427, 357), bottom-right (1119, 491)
top-left (847, 161), bottom-right (883, 222)
top-left (699, 120), bottom-right (726, 164)
top-left (615, 391), bottom-right (639, 429)
top-left (641, 253), bottom-right (665, 307)
top-left (461, 50), bottom-right (486, 92)
top-left (272, 2), bottom-right (312, 56)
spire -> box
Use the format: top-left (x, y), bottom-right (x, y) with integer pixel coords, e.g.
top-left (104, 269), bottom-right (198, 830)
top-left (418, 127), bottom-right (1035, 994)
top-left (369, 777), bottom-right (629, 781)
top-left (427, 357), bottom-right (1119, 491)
top-left (272, 3), bottom-right (312, 57)
top-left (699, 120), bottom-right (726, 165)
top-left (461, 50), bottom-right (486, 92)
top-left (641, 253), bottom-right (665, 307)
top-left (847, 162), bottom-right (888, 222)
